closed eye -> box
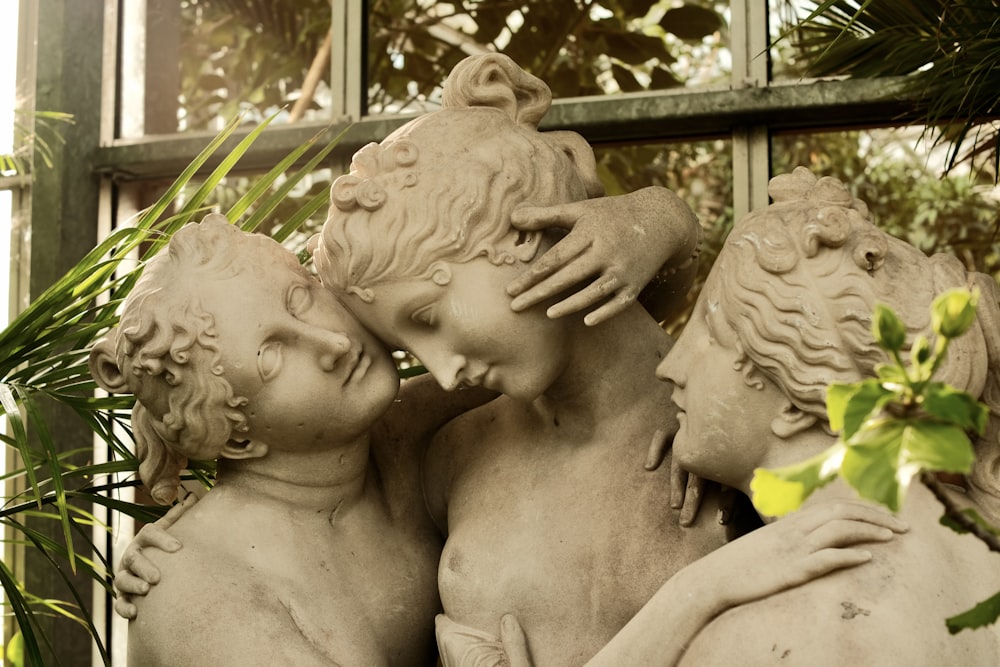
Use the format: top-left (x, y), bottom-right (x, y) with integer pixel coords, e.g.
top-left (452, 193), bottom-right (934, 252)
top-left (286, 283), bottom-right (314, 318)
top-left (410, 304), bottom-right (437, 327)
top-left (258, 341), bottom-right (282, 381)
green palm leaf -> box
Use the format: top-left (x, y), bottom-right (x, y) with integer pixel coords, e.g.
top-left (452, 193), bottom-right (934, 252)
top-left (789, 0), bottom-right (1000, 178)
top-left (1, 112), bottom-right (340, 664)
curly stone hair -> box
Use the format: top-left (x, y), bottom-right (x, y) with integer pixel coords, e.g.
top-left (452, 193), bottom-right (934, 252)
top-left (315, 53), bottom-right (604, 303)
top-left (89, 216), bottom-right (307, 504)
top-left (705, 167), bottom-right (1000, 517)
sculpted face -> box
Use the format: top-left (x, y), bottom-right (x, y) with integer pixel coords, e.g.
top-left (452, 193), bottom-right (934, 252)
top-left (200, 263), bottom-right (400, 450)
top-left (655, 282), bottom-right (789, 490)
top-left (345, 256), bottom-right (572, 401)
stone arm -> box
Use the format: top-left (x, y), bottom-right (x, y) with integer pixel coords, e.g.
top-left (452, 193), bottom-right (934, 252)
top-left (506, 186), bottom-right (700, 326)
top-left (374, 373), bottom-right (497, 460)
top-left (502, 501), bottom-right (907, 667)
top-left (371, 374), bottom-right (497, 520)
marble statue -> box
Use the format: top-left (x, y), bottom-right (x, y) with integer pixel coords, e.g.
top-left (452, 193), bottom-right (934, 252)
top-left (103, 214), bottom-right (900, 667)
top-left (311, 54), bottom-right (902, 665)
top-left (657, 166), bottom-right (1000, 665)
top-left (312, 52), bottom-right (730, 665)
top-left (89, 215), bottom-right (492, 665)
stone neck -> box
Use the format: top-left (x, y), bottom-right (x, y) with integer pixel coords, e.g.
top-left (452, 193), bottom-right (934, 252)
top-left (534, 304), bottom-right (672, 427)
top-left (214, 434), bottom-right (374, 515)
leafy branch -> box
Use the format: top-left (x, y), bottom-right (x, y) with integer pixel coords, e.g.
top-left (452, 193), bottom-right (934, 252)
top-left (750, 288), bottom-right (1000, 632)
top-left (1, 113), bottom-right (342, 665)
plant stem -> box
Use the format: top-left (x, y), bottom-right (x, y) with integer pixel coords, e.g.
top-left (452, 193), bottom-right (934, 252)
top-left (921, 471), bottom-right (1000, 554)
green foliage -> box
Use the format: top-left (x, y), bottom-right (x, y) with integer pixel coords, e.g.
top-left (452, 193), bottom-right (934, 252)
top-left (946, 592), bottom-right (1000, 634)
top-left (0, 111), bottom-right (74, 177)
top-left (750, 289), bottom-right (1000, 631)
top-left (751, 445), bottom-right (846, 517)
top-left (175, 0), bottom-right (732, 126)
top-left (5, 630), bottom-right (24, 667)
top-left (178, 0), bottom-right (331, 130)
top-left (752, 289), bottom-right (986, 515)
top-left (367, 0), bottom-right (730, 113)
top-left (773, 129), bottom-right (1000, 281)
top-left (785, 0), bottom-right (1000, 179)
top-left (0, 115), bottom-right (337, 664)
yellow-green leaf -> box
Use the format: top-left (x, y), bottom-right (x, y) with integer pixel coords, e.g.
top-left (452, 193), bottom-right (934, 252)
top-left (931, 288), bottom-right (978, 339)
top-left (842, 420), bottom-right (906, 511)
top-left (922, 383), bottom-right (989, 435)
top-left (750, 444), bottom-right (844, 517)
top-left (901, 420), bottom-right (975, 475)
top-left (872, 303), bottom-right (906, 351)
top-left (826, 379), bottom-right (894, 438)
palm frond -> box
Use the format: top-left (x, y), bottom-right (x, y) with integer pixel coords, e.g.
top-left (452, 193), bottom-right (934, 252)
top-left (1, 112), bottom-right (339, 663)
top-left (789, 0), bottom-right (1000, 179)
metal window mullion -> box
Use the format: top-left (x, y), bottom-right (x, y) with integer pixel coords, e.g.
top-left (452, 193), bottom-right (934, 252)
top-left (94, 4), bottom-right (126, 653)
top-left (332, 0), bottom-right (363, 122)
top-left (731, 0), bottom-right (771, 219)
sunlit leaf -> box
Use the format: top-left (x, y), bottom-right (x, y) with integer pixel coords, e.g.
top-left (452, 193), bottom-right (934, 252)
top-left (5, 630), bottom-right (24, 667)
top-left (900, 420), bottom-right (975, 475)
top-left (875, 362), bottom-right (907, 385)
top-left (826, 379), bottom-right (893, 438)
top-left (750, 443), bottom-right (845, 517)
top-left (842, 419), bottom-right (906, 511)
top-left (922, 383), bottom-right (989, 435)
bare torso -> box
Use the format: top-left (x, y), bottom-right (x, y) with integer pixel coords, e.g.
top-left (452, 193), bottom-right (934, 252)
top-left (128, 481), bottom-right (442, 666)
top-left (427, 342), bottom-right (731, 666)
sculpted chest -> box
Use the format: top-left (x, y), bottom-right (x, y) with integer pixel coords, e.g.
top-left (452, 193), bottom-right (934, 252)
top-left (435, 417), bottom-right (729, 664)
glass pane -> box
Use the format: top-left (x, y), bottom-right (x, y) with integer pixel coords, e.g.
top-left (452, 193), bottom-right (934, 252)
top-left (768, 0), bottom-right (813, 81)
top-left (120, 0), bottom-right (333, 137)
top-left (592, 138), bottom-right (733, 331)
top-left (367, 1), bottom-right (732, 116)
top-left (772, 127), bottom-right (1000, 279)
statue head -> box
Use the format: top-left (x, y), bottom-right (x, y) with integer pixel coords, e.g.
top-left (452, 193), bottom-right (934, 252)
top-left (314, 54), bottom-right (604, 399)
top-left (316, 53), bottom-right (602, 302)
top-left (659, 167), bottom-right (1000, 511)
top-left (90, 215), bottom-right (399, 504)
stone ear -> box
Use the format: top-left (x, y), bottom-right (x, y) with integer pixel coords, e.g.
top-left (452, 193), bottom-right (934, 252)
top-left (770, 401), bottom-right (817, 439)
top-left (545, 131), bottom-right (604, 198)
top-left (219, 439), bottom-right (269, 461)
top-left (89, 335), bottom-right (129, 393)
top-left (509, 228), bottom-right (543, 263)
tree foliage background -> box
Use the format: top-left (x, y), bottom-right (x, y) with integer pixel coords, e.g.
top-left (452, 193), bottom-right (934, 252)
top-left (173, 1), bottom-right (999, 330)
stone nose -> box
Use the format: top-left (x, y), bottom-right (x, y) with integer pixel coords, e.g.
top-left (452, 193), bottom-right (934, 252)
top-left (306, 328), bottom-right (351, 371)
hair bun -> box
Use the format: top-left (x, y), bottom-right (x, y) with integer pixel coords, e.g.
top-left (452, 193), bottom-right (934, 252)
top-left (442, 53), bottom-right (552, 129)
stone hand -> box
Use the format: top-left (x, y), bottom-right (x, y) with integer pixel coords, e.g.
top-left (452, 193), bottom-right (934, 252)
top-left (698, 500), bottom-right (908, 608)
top-left (506, 187), bottom-right (699, 326)
top-left (500, 614), bottom-right (535, 667)
top-left (645, 416), bottom-right (701, 526)
top-left (113, 494), bottom-right (195, 619)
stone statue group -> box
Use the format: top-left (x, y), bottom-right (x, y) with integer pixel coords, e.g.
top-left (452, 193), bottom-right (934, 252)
top-left (88, 54), bottom-right (1000, 665)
